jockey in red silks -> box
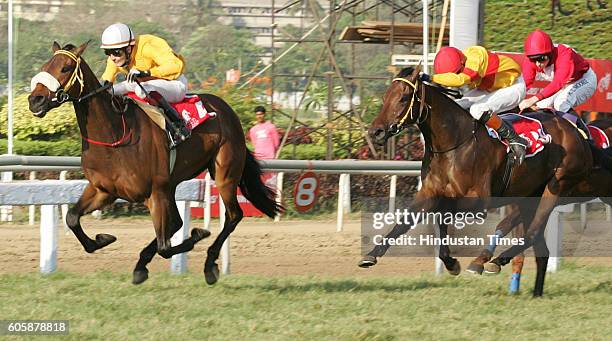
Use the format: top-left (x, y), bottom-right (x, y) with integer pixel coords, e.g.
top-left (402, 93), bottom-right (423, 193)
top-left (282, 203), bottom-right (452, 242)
top-left (422, 46), bottom-right (528, 165)
top-left (518, 29), bottom-right (597, 140)
top-left (100, 23), bottom-right (191, 148)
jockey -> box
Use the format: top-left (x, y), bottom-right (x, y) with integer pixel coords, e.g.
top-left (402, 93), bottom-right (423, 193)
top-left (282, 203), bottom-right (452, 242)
top-left (518, 29), bottom-right (597, 140)
top-left (422, 46), bottom-right (528, 164)
top-left (99, 23), bottom-right (190, 148)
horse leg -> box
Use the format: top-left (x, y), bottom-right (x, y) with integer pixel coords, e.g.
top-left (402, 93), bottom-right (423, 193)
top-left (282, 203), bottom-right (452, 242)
top-left (359, 196), bottom-right (438, 267)
top-left (532, 229), bottom-right (549, 297)
top-left (204, 182), bottom-right (243, 285)
top-left (509, 223), bottom-right (526, 294)
top-left (487, 186), bottom-right (561, 274)
top-left (467, 204), bottom-right (521, 274)
top-left (148, 190), bottom-right (211, 260)
top-left (66, 184), bottom-right (117, 253)
top-left (438, 223), bottom-right (461, 275)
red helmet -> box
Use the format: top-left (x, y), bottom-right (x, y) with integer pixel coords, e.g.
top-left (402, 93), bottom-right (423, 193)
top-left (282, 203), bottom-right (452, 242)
top-left (434, 47), bottom-right (465, 74)
top-left (524, 29), bottom-right (553, 56)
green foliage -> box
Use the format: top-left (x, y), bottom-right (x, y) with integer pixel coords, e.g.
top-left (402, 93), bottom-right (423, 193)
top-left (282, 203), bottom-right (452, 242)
top-left (278, 143), bottom-right (327, 160)
top-left (484, 0), bottom-right (611, 58)
top-left (0, 94), bottom-right (79, 141)
top-left (180, 25), bottom-right (263, 87)
top-left (0, 138), bottom-right (80, 156)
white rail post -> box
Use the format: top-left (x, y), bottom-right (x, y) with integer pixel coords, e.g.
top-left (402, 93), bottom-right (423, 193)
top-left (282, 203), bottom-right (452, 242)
top-left (60, 171), bottom-right (70, 233)
top-left (204, 172), bottom-right (212, 231)
top-left (219, 197), bottom-right (230, 275)
top-left (170, 201), bottom-right (190, 274)
top-left (337, 173), bottom-right (346, 232)
top-left (274, 172), bottom-right (284, 222)
top-left (546, 205), bottom-right (570, 272)
top-left (389, 175), bottom-right (397, 213)
top-left (29, 171), bottom-right (37, 226)
top-left (343, 173), bottom-right (351, 213)
top-left (40, 205), bottom-right (58, 274)
top-left (1, 171), bottom-right (13, 222)
top-left (580, 203), bottom-right (587, 230)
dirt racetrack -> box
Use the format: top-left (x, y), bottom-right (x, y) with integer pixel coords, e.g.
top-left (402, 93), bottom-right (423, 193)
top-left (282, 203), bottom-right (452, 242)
top-left (1, 216), bottom-right (611, 277)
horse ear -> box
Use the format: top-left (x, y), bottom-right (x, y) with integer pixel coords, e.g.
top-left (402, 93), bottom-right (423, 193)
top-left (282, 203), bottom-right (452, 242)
top-left (52, 41), bottom-right (61, 52)
top-left (75, 40), bottom-right (91, 57)
top-left (412, 65), bottom-right (421, 79)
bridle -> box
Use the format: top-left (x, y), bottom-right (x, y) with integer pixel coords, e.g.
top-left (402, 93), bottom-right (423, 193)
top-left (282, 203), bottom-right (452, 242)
top-left (390, 76), bottom-right (478, 154)
top-left (388, 77), bottom-right (430, 135)
top-left (31, 49), bottom-right (131, 147)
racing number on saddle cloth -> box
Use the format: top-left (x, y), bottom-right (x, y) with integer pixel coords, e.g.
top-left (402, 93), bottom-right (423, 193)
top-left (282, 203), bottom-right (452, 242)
top-left (294, 172), bottom-right (320, 213)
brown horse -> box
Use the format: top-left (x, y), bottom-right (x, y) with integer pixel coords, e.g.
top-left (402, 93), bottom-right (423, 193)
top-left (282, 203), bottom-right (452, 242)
top-left (360, 67), bottom-right (607, 296)
top-left (28, 42), bottom-right (282, 285)
top-left (467, 119), bottom-right (612, 292)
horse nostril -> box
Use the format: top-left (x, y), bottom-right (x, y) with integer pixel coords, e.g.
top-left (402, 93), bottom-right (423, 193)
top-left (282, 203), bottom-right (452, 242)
top-left (28, 95), bottom-right (46, 111)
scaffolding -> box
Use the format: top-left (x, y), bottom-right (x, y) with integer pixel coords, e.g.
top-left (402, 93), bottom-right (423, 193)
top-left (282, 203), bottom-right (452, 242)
top-left (242, 0), bottom-right (448, 160)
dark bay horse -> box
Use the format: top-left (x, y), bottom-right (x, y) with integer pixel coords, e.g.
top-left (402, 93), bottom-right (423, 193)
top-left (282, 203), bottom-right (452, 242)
top-left (467, 119), bottom-right (612, 291)
top-left (361, 67), bottom-right (606, 296)
top-left (28, 42), bottom-right (282, 285)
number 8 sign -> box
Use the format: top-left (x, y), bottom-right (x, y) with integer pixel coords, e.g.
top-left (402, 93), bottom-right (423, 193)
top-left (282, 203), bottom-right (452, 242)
top-left (293, 172), bottom-right (320, 212)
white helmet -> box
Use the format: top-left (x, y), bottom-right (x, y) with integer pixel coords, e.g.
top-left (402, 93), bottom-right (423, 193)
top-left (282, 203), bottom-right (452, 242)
top-left (100, 23), bottom-right (135, 49)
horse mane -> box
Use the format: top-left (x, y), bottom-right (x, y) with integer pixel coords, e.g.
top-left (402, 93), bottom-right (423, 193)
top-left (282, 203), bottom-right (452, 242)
top-left (62, 43), bottom-right (77, 51)
top-left (396, 67), bottom-right (415, 79)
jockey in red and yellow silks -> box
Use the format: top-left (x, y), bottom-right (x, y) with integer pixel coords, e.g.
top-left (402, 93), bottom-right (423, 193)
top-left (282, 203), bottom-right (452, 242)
top-left (425, 46), bottom-right (528, 165)
top-left (99, 23), bottom-right (190, 148)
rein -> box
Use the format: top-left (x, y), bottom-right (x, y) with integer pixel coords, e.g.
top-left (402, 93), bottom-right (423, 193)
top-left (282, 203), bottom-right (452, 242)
top-left (53, 49), bottom-right (132, 147)
top-left (392, 77), bottom-right (475, 154)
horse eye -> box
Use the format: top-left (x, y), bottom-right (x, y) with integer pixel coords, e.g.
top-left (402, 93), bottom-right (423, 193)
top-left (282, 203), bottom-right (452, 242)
top-left (61, 65), bottom-right (72, 73)
top-left (400, 95), bottom-right (409, 102)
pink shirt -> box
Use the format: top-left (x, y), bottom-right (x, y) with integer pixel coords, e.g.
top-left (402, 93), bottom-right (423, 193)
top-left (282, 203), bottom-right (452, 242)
top-left (249, 121), bottom-right (280, 159)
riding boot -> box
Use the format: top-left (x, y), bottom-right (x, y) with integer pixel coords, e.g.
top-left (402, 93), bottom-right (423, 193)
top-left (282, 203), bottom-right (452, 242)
top-left (481, 111), bottom-right (528, 165)
top-left (149, 92), bottom-right (191, 148)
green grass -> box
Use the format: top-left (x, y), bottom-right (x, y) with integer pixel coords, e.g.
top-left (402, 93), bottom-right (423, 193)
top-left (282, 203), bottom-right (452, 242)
top-left (1, 264), bottom-right (611, 340)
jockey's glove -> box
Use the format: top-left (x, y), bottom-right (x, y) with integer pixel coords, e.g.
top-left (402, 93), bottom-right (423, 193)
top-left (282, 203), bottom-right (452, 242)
top-left (419, 72), bottom-right (431, 83)
top-left (127, 69), bottom-right (151, 83)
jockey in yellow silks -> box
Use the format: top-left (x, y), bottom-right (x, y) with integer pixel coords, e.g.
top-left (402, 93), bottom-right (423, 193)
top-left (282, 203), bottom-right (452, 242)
top-left (422, 46), bottom-right (528, 165)
top-left (99, 23), bottom-right (190, 148)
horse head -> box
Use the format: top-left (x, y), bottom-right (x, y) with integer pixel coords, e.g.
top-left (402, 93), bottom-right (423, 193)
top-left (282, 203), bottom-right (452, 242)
top-left (369, 66), bottom-right (424, 145)
top-left (28, 41), bottom-right (90, 117)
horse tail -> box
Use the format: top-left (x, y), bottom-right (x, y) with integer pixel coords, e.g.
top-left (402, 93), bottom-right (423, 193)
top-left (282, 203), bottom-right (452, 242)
top-left (589, 143), bottom-right (612, 172)
top-left (239, 149), bottom-right (284, 218)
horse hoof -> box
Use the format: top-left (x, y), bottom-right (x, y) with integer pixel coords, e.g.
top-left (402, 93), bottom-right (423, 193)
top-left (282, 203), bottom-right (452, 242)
top-left (191, 228), bottom-right (211, 243)
top-left (484, 262), bottom-right (501, 274)
top-left (358, 256), bottom-right (377, 268)
top-left (95, 234), bottom-right (117, 249)
top-left (448, 260), bottom-right (461, 276)
top-left (466, 262), bottom-right (484, 275)
top-left (132, 270), bottom-right (149, 285)
top-left (204, 264), bottom-right (220, 285)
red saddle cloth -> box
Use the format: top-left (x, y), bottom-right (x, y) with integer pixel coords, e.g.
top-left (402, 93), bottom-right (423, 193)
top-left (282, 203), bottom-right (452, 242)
top-left (587, 125), bottom-right (610, 149)
top-left (127, 92), bottom-right (216, 130)
top-left (486, 113), bottom-right (552, 158)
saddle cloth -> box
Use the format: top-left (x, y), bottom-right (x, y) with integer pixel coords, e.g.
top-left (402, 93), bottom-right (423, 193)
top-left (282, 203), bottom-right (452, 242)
top-left (588, 125), bottom-right (610, 149)
top-left (127, 92), bottom-right (216, 131)
top-left (486, 113), bottom-right (552, 158)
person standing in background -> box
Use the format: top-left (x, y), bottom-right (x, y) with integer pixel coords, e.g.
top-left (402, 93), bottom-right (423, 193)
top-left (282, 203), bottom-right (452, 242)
top-left (249, 106), bottom-right (280, 159)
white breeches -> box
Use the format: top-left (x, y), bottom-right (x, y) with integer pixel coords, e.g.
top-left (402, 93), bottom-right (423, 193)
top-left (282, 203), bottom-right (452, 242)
top-left (455, 77), bottom-right (526, 120)
top-left (112, 75), bottom-right (188, 103)
top-left (535, 68), bottom-right (597, 113)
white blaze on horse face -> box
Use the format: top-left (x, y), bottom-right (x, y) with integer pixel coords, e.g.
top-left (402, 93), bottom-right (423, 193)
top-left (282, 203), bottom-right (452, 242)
top-left (30, 72), bottom-right (61, 92)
